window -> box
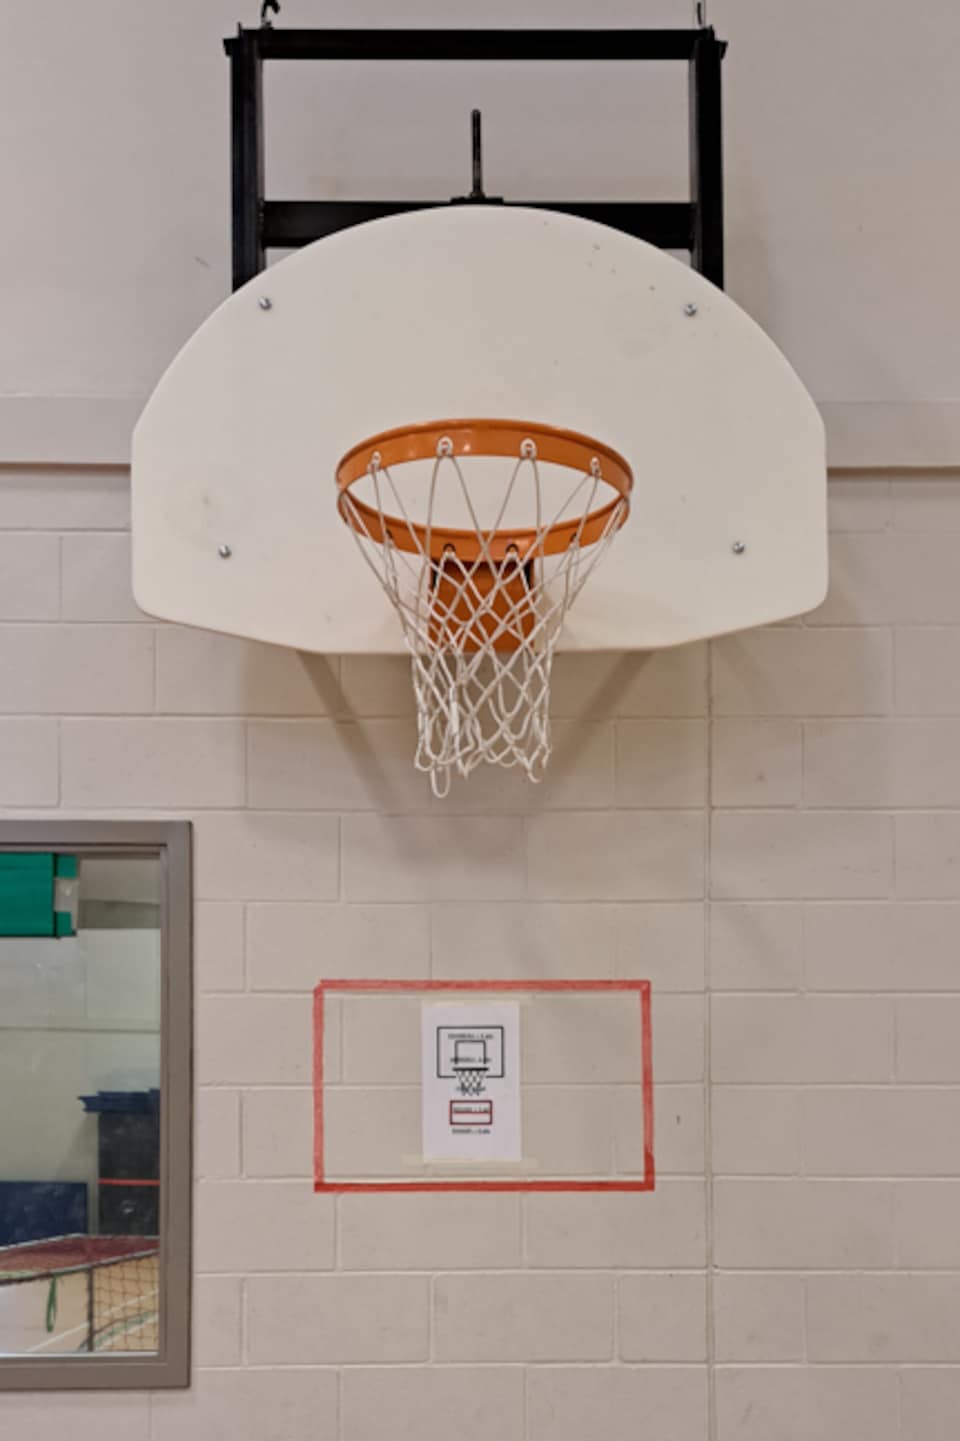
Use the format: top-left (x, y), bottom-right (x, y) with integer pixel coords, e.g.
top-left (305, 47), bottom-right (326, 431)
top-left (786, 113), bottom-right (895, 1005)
top-left (0, 822), bottom-right (191, 1389)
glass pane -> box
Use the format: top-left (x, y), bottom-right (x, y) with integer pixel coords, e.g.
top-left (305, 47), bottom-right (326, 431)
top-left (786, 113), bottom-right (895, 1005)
top-left (0, 854), bottom-right (161, 1356)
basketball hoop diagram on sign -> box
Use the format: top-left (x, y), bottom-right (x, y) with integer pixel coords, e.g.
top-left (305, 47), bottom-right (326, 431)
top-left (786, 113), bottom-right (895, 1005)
top-left (424, 1004), bottom-right (520, 1162)
top-left (437, 1024), bottom-right (506, 1096)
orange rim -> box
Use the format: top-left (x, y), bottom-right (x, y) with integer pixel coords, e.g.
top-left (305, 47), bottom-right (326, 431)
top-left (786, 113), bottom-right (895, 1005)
top-left (335, 419), bottom-right (633, 562)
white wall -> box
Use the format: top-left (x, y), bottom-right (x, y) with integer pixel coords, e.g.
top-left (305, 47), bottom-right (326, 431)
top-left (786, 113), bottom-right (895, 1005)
top-left (1, 0), bottom-right (958, 465)
top-left (0, 931), bottom-right (160, 1200)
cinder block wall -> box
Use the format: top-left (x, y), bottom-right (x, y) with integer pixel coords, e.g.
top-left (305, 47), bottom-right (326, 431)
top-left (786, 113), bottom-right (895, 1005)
top-left (1, 467), bottom-right (958, 1439)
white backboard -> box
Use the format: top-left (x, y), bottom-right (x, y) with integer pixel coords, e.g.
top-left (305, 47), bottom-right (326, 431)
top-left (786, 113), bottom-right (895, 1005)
top-left (132, 205), bottom-right (826, 652)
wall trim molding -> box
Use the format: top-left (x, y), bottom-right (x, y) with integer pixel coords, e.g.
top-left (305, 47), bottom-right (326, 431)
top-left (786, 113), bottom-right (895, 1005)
top-left (0, 397), bottom-right (143, 466)
top-left (818, 402), bottom-right (960, 470)
top-left (2, 395), bottom-right (959, 471)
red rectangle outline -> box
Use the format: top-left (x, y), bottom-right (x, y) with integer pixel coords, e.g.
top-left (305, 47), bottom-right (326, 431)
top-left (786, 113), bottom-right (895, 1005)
top-left (313, 978), bottom-right (654, 1194)
top-left (449, 1099), bottom-right (494, 1127)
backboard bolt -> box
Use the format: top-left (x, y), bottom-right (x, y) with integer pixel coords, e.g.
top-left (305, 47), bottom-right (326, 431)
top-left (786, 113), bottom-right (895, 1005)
top-left (218, 544), bottom-right (233, 558)
top-left (258, 296), bottom-right (272, 311)
top-left (731, 540), bottom-right (746, 554)
top-left (683, 302), bottom-right (698, 317)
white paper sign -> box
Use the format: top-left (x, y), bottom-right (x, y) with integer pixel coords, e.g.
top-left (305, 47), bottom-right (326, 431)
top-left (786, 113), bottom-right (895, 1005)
top-left (421, 1002), bottom-right (521, 1161)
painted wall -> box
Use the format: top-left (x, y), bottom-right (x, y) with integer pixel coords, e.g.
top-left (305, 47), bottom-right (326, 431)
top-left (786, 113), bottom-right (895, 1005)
top-left (1, 472), bottom-right (960, 1439)
top-left (3, 3), bottom-right (960, 1439)
top-left (0, 932), bottom-right (160, 1202)
top-left (1, 0), bottom-right (959, 465)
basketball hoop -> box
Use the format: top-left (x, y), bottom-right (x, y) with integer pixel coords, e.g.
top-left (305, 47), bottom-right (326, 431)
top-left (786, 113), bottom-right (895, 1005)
top-left (336, 419), bottom-right (632, 796)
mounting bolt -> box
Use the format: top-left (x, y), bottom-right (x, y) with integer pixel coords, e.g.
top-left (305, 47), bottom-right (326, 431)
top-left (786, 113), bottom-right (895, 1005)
top-left (218, 544), bottom-right (232, 559)
top-left (683, 302), bottom-right (698, 317)
top-left (731, 540), bottom-right (746, 555)
top-left (258, 296), bottom-right (272, 311)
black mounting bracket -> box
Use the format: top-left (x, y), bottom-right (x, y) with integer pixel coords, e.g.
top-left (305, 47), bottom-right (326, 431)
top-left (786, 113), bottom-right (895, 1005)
top-left (223, 27), bottom-right (726, 293)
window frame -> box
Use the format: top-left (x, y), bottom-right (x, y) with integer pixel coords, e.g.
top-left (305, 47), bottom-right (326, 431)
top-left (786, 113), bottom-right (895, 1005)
top-left (0, 820), bottom-right (192, 1390)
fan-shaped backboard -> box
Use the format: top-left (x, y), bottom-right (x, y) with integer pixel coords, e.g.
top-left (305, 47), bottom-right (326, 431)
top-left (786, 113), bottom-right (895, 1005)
top-left (132, 206), bottom-right (826, 652)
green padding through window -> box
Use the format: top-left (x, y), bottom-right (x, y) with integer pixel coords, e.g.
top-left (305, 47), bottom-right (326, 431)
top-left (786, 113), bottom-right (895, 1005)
top-left (0, 853), bottom-right (78, 937)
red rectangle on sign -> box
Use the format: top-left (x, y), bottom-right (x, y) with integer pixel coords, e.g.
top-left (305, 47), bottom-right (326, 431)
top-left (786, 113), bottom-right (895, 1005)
top-left (313, 978), bottom-right (653, 1195)
top-left (450, 1099), bottom-right (493, 1127)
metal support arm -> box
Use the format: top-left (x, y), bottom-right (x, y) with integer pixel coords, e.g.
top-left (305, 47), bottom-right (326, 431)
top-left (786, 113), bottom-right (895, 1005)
top-left (224, 25), bottom-right (726, 291)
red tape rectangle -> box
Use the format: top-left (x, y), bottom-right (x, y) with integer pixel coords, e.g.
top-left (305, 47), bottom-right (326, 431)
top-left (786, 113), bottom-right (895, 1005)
top-left (313, 978), bottom-right (654, 1195)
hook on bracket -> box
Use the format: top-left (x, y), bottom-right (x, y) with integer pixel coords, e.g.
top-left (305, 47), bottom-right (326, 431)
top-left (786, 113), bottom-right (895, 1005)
top-left (470, 109), bottom-right (485, 200)
top-left (451, 109), bottom-right (503, 205)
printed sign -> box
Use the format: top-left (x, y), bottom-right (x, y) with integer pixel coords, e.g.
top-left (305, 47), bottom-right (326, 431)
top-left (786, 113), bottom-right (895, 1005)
top-left (421, 1002), bottom-right (521, 1161)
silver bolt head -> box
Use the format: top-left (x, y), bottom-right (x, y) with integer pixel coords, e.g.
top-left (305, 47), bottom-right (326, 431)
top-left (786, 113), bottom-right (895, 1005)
top-left (258, 296), bottom-right (272, 311)
top-left (731, 540), bottom-right (746, 555)
top-left (684, 302), bottom-right (698, 317)
top-left (218, 544), bottom-right (232, 559)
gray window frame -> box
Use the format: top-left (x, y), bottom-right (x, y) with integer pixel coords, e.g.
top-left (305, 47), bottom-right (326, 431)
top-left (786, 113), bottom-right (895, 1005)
top-left (0, 820), bottom-right (192, 1390)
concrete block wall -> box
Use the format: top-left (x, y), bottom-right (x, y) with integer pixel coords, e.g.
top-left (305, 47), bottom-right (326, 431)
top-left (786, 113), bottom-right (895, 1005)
top-left (1, 467), bottom-right (960, 1440)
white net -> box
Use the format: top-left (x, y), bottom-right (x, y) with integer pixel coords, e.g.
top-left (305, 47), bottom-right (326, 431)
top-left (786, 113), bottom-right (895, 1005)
top-left (338, 427), bottom-right (630, 797)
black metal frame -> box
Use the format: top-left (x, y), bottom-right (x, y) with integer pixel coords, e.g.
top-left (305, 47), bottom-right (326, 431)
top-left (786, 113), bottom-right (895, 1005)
top-left (224, 26), bottom-right (726, 292)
